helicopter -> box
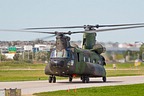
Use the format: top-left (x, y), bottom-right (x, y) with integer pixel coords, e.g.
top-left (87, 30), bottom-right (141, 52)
top-left (1, 23), bottom-right (144, 83)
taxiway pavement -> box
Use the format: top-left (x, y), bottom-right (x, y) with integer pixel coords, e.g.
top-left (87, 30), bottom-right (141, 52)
top-left (0, 76), bottom-right (144, 95)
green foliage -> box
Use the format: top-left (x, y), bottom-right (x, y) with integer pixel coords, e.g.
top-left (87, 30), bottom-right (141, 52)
top-left (13, 53), bottom-right (22, 61)
top-left (34, 51), bottom-right (50, 61)
top-left (115, 53), bottom-right (123, 60)
top-left (123, 50), bottom-right (139, 61)
top-left (105, 53), bottom-right (113, 61)
top-left (105, 51), bottom-right (123, 62)
top-left (0, 54), bottom-right (7, 61)
top-left (23, 52), bottom-right (33, 61)
top-left (140, 44), bottom-right (144, 52)
top-left (139, 44), bottom-right (144, 60)
top-left (34, 84), bottom-right (144, 96)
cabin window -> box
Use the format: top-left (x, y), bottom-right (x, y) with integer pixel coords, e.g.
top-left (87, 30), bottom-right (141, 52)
top-left (84, 57), bottom-right (89, 62)
top-left (84, 57), bottom-right (86, 62)
top-left (50, 49), bottom-right (69, 58)
top-left (93, 59), bottom-right (96, 63)
top-left (77, 53), bottom-right (80, 62)
top-left (88, 58), bottom-right (91, 62)
top-left (98, 60), bottom-right (102, 65)
top-left (83, 38), bottom-right (86, 45)
top-left (71, 52), bottom-right (75, 59)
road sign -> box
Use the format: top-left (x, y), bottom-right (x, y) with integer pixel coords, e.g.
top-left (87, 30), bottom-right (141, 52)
top-left (8, 46), bottom-right (17, 53)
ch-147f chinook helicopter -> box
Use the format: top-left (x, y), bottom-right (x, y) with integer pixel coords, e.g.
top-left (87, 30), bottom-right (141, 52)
top-left (1, 23), bottom-right (144, 83)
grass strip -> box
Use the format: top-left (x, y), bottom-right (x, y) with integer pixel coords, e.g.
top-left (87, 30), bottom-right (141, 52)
top-left (34, 83), bottom-right (144, 96)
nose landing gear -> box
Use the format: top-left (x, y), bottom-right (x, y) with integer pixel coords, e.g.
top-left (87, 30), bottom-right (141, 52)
top-left (49, 75), bottom-right (56, 83)
top-left (102, 76), bottom-right (106, 82)
top-left (69, 76), bottom-right (73, 82)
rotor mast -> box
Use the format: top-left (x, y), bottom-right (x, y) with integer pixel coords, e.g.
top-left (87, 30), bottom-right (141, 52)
top-left (82, 25), bottom-right (96, 49)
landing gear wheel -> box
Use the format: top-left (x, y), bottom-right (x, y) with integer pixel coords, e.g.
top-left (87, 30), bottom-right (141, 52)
top-left (69, 76), bottom-right (73, 82)
top-left (49, 76), bottom-right (52, 83)
top-left (81, 76), bottom-right (89, 83)
top-left (102, 76), bottom-right (106, 82)
top-left (82, 76), bottom-right (85, 83)
top-left (53, 76), bottom-right (56, 83)
top-left (49, 75), bottom-right (56, 83)
top-left (85, 76), bottom-right (89, 83)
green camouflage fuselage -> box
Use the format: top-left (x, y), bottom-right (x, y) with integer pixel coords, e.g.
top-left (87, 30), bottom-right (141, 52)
top-left (45, 33), bottom-right (106, 78)
top-left (45, 47), bottom-right (106, 77)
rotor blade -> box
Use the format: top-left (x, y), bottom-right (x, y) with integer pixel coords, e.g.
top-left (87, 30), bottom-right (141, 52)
top-left (96, 25), bottom-right (144, 32)
top-left (95, 23), bottom-right (144, 28)
top-left (24, 26), bottom-right (84, 30)
top-left (1, 24), bottom-right (144, 35)
top-left (0, 29), bottom-right (72, 35)
top-left (71, 25), bottom-right (144, 33)
top-left (70, 30), bottom-right (98, 34)
top-left (24, 23), bottom-right (144, 30)
top-left (0, 29), bottom-right (55, 34)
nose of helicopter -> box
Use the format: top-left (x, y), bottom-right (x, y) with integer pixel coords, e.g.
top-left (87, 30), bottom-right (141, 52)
top-left (47, 59), bottom-right (71, 75)
top-left (45, 58), bottom-right (74, 76)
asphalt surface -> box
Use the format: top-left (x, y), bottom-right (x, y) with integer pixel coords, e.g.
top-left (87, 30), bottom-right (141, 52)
top-left (0, 76), bottom-right (144, 96)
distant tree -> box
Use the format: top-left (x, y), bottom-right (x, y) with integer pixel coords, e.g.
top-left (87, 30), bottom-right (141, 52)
top-left (115, 53), bottom-right (123, 60)
top-left (13, 53), bottom-right (22, 61)
top-left (47, 51), bottom-right (50, 61)
top-left (0, 54), bottom-right (7, 61)
top-left (139, 44), bottom-right (144, 60)
top-left (35, 51), bottom-right (48, 61)
top-left (106, 53), bottom-right (113, 61)
top-left (34, 39), bottom-right (44, 44)
top-left (123, 50), bottom-right (139, 61)
top-left (23, 51), bottom-right (33, 61)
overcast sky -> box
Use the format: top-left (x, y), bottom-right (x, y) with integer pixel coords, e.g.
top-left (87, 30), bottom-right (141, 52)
top-left (0, 0), bottom-right (144, 43)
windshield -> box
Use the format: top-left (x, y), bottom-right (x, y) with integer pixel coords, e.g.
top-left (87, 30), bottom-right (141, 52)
top-left (50, 49), bottom-right (70, 58)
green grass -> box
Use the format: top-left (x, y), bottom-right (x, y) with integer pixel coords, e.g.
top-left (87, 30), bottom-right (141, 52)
top-left (0, 70), bottom-right (67, 82)
top-left (105, 63), bottom-right (144, 76)
top-left (34, 83), bottom-right (144, 96)
top-left (0, 62), bottom-right (47, 81)
top-left (106, 70), bottom-right (143, 76)
top-left (0, 70), bottom-right (47, 82)
top-left (106, 62), bottom-right (144, 69)
top-left (0, 62), bottom-right (46, 69)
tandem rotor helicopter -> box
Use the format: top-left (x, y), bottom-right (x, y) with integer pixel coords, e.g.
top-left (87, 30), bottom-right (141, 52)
top-left (1, 23), bottom-right (144, 83)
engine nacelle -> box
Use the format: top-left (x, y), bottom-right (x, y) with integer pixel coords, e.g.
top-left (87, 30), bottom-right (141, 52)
top-left (91, 44), bottom-right (106, 54)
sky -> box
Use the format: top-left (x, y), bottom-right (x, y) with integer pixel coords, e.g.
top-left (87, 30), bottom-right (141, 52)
top-left (0, 0), bottom-right (144, 43)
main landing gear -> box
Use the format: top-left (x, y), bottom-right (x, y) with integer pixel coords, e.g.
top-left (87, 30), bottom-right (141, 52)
top-left (80, 76), bottom-right (106, 83)
top-left (49, 75), bottom-right (56, 83)
top-left (69, 76), bottom-right (73, 82)
top-left (81, 76), bottom-right (89, 83)
top-left (102, 76), bottom-right (106, 82)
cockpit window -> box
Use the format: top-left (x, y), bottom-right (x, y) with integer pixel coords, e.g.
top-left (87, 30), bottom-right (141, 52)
top-left (50, 49), bottom-right (70, 58)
